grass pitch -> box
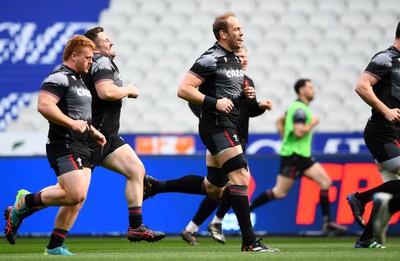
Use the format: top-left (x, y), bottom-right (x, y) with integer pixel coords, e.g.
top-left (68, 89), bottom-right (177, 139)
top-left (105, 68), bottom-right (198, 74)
top-left (0, 236), bottom-right (399, 261)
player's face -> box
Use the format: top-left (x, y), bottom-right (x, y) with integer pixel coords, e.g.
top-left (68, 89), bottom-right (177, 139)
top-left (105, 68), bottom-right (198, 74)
top-left (304, 81), bottom-right (315, 101)
top-left (235, 48), bottom-right (248, 70)
top-left (96, 32), bottom-right (116, 59)
top-left (225, 16), bottom-right (244, 51)
top-left (75, 46), bottom-right (94, 74)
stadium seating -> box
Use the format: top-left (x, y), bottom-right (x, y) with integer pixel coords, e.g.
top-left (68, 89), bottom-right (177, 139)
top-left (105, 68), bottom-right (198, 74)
top-left (4, 0), bottom-right (400, 134)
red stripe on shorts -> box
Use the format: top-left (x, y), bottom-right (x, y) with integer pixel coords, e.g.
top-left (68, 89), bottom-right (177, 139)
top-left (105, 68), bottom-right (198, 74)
top-left (224, 131), bottom-right (235, 146)
top-left (290, 166), bottom-right (296, 179)
top-left (69, 154), bottom-right (79, 170)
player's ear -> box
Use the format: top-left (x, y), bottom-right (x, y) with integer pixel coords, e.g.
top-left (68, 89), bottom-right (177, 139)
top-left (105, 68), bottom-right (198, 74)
top-left (71, 52), bottom-right (78, 61)
top-left (220, 30), bottom-right (227, 40)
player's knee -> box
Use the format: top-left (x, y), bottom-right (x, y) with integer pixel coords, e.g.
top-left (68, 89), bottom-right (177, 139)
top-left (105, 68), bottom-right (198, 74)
top-left (272, 189), bottom-right (287, 199)
top-left (379, 162), bottom-right (400, 182)
top-left (381, 168), bottom-right (400, 182)
top-left (221, 153), bottom-right (248, 175)
top-left (205, 183), bottom-right (223, 199)
top-left (391, 166), bottom-right (400, 175)
top-left (320, 179), bottom-right (332, 190)
top-left (206, 166), bottom-right (227, 187)
top-left (68, 192), bottom-right (86, 205)
top-left (125, 165), bottom-right (146, 180)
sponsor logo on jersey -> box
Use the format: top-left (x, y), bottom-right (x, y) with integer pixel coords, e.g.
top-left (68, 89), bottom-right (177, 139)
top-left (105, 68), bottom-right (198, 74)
top-left (77, 88), bottom-right (92, 97)
top-left (225, 68), bottom-right (244, 78)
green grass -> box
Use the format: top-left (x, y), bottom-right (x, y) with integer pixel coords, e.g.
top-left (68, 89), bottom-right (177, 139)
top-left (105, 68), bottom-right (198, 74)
top-left (0, 236), bottom-right (399, 261)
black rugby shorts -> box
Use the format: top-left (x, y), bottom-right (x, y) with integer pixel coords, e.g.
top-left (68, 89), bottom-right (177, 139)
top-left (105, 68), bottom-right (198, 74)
top-left (279, 154), bottom-right (316, 179)
top-left (199, 123), bottom-right (241, 155)
top-left (89, 135), bottom-right (126, 168)
top-left (364, 120), bottom-right (400, 163)
top-left (46, 143), bottom-right (91, 176)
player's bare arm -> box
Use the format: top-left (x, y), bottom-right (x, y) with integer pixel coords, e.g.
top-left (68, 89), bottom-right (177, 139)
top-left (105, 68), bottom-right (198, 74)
top-left (259, 99), bottom-right (273, 111)
top-left (355, 73), bottom-right (400, 123)
top-left (89, 125), bottom-right (106, 146)
top-left (38, 91), bottom-right (89, 133)
top-left (95, 80), bottom-right (138, 101)
top-left (275, 114), bottom-right (285, 138)
top-left (177, 72), bottom-right (204, 104)
top-left (293, 116), bottom-right (319, 138)
top-left (178, 72), bottom-right (234, 113)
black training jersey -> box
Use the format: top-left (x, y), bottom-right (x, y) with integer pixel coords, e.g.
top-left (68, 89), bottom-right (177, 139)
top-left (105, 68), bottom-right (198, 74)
top-left (238, 75), bottom-right (265, 144)
top-left (365, 46), bottom-right (400, 125)
top-left (188, 74), bottom-right (264, 145)
top-left (83, 53), bottom-right (123, 137)
top-left (40, 64), bottom-right (92, 144)
top-left (189, 42), bottom-right (244, 129)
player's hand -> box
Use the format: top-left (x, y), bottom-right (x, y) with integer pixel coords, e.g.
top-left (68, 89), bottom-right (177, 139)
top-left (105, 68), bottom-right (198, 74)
top-left (216, 98), bottom-right (234, 113)
top-left (259, 99), bottom-right (273, 111)
top-left (244, 86), bottom-right (256, 99)
top-left (384, 108), bottom-right (400, 123)
top-left (91, 129), bottom-right (107, 146)
top-left (127, 83), bottom-right (139, 98)
top-left (311, 115), bottom-right (320, 126)
top-left (71, 120), bottom-right (90, 133)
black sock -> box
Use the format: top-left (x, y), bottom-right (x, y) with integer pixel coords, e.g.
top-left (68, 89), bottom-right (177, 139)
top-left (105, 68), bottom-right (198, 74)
top-left (47, 228), bottom-right (68, 249)
top-left (192, 197), bottom-right (219, 226)
top-left (216, 187), bottom-right (231, 219)
top-left (128, 206), bottom-right (142, 229)
top-left (360, 191), bottom-right (400, 242)
top-left (356, 180), bottom-right (400, 203)
top-left (229, 185), bottom-right (256, 246)
top-left (320, 189), bottom-right (331, 223)
top-left (249, 189), bottom-right (275, 211)
top-left (389, 193), bottom-right (400, 214)
top-left (359, 215), bottom-right (374, 241)
top-left (25, 192), bottom-right (43, 208)
top-left (23, 192), bottom-right (43, 217)
top-left (156, 175), bottom-right (206, 195)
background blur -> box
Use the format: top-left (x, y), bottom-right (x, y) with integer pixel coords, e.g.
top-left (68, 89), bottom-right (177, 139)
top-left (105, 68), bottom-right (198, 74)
top-left (1, 0), bottom-right (399, 236)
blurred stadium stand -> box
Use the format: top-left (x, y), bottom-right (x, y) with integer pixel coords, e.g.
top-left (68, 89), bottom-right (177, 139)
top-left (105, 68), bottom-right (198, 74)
top-left (2, 0), bottom-right (400, 134)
